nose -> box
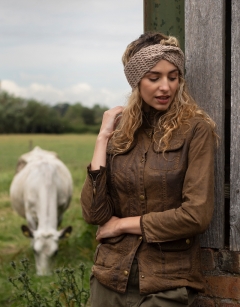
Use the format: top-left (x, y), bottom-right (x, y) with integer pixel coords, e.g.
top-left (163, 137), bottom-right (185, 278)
top-left (158, 77), bottom-right (170, 92)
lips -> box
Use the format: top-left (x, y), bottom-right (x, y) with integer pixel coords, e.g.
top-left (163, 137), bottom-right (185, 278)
top-left (155, 95), bottom-right (170, 104)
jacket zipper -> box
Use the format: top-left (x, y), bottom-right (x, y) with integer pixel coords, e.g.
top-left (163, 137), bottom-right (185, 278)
top-left (89, 173), bottom-right (100, 196)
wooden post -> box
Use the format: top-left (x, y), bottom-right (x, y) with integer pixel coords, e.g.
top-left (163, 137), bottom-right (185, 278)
top-left (185, 1), bottom-right (225, 248)
top-left (230, 0), bottom-right (240, 251)
top-left (144, 0), bottom-right (185, 50)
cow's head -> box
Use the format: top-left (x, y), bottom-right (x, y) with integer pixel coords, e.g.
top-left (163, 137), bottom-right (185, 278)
top-left (21, 225), bottom-right (72, 276)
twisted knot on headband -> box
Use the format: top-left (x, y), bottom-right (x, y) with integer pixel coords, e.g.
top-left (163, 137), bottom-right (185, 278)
top-left (124, 44), bottom-right (184, 89)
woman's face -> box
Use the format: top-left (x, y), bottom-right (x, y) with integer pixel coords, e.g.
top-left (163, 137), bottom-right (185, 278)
top-left (139, 59), bottom-right (179, 112)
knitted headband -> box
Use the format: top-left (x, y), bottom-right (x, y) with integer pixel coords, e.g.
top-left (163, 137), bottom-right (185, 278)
top-left (124, 44), bottom-right (184, 89)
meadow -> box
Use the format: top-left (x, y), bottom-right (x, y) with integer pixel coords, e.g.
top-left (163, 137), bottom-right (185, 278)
top-left (0, 134), bottom-right (98, 306)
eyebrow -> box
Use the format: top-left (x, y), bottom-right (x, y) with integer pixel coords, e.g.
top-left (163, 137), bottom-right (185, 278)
top-left (147, 69), bottom-right (179, 75)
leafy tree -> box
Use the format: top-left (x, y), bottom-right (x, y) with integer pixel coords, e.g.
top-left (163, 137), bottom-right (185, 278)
top-left (92, 104), bottom-right (108, 125)
top-left (53, 103), bottom-right (70, 117)
top-left (64, 103), bottom-right (84, 124)
top-left (0, 91), bottom-right (110, 134)
top-left (0, 91), bottom-right (27, 133)
top-left (81, 106), bottom-right (95, 125)
top-left (24, 100), bottom-right (64, 133)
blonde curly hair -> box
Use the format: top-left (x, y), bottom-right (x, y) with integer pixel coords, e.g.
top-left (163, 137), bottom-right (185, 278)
top-left (110, 32), bottom-right (217, 154)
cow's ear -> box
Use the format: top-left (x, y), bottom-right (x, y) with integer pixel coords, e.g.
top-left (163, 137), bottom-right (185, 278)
top-left (59, 226), bottom-right (72, 239)
top-left (21, 225), bottom-right (33, 238)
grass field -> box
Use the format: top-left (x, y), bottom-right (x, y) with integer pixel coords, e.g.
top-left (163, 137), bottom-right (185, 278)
top-left (0, 134), bottom-right (98, 306)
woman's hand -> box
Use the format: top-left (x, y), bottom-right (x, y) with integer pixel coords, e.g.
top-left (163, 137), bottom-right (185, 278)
top-left (90, 106), bottom-right (123, 170)
top-left (96, 216), bottom-right (142, 241)
top-left (98, 106), bottom-right (124, 139)
top-left (96, 216), bottom-right (121, 241)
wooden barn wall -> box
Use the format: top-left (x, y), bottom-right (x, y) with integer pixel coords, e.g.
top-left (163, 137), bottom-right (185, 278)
top-left (185, 0), bottom-right (225, 248)
top-left (230, 0), bottom-right (240, 251)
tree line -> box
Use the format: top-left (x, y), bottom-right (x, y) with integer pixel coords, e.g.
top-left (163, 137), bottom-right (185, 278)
top-left (0, 91), bottom-right (108, 134)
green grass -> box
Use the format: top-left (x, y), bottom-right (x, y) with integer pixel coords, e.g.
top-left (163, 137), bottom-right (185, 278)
top-left (0, 134), bottom-right (98, 306)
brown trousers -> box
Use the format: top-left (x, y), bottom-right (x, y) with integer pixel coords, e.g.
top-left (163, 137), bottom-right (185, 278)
top-left (90, 260), bottom-right (197, 307)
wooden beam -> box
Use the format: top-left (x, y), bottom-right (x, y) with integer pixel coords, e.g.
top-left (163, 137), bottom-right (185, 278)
top-left (185, 0), bottom-right (225, 248)
top-left (230, 0), bottom-right (240, 251)
top-left (144, 0), bottom-right (185, 51)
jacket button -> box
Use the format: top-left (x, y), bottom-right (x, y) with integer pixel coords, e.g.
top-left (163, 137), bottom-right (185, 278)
top-left (186, 239), bottom-right (190, 244)
top-left (141, 275), bottom-right (145, 278)
top-left (124, 270), bottom-right (129, 276)
top-left (139, 236), bottom-right (142, 240)
top-left (139, 195), bottom-right (145, 201)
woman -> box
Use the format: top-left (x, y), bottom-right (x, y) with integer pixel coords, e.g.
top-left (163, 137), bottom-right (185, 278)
top-left (80, 32), bottom-right (217, 307)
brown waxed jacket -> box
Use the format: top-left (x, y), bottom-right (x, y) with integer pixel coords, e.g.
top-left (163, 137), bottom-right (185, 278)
top-left (80, 116), bottom-right (215, 294)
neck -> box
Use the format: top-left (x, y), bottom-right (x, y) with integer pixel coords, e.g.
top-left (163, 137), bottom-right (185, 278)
top-left (142, 108), bottom-right (157, 127)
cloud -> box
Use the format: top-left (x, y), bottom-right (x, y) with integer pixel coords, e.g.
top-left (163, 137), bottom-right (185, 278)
top-left (0, 0), bottom-right (142, 106)
top-left (1, 79), bottom-right (130, 108)
top-left (0, 0), bottom-right (143, 46)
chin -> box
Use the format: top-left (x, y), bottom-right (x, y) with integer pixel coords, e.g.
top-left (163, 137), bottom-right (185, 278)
top-left (153, 105), bottom-right (170, 111)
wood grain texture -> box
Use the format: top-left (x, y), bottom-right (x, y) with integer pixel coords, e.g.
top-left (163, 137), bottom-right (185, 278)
top-left (230, 0), bottom-right (240, 251)
top-left (185, 0), bottom-right (225, 248)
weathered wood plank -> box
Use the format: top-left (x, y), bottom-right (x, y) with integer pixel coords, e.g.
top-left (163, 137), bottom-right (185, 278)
top-left (185, 0), bottom-right (225, 248)
top-left (144, 0), bottom-right (185, 51)
top-left (230, 0), bottom-right (240, 251)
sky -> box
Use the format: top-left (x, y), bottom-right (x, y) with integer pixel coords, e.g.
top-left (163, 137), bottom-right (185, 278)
top-left (0, 0), bottom-right (143, 108)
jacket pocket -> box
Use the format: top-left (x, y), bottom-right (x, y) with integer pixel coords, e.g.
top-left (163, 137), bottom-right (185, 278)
top-left (148, 139), bottom-right (185, 171)
top-left (148, 238), bottom-right (195, 275)
top-left (94, 239), bottom-right (124, 268)
top-left (158, 237), bottom-right (194, 252)
top-left (101, 234), bottom-right (126, 244)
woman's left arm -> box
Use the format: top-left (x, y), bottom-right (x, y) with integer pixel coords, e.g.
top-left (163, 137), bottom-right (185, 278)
top-left (140, 120), bottom-right (215, 243)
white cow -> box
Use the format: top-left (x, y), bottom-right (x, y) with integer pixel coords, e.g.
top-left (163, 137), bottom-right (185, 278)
top-left (10, 146), bottom-right (73, 275)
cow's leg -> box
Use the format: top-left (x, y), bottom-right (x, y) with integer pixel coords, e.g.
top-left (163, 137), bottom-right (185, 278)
top-left (57, 203), bottom-right (68, 226)
top-left (25, 211), bottom-right (38, 230)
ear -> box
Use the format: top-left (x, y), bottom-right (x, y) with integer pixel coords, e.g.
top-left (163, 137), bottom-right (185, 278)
top-left (21, 225), bottom-right (34, 238)
top-left (59, 226), bottom-right (72, 239)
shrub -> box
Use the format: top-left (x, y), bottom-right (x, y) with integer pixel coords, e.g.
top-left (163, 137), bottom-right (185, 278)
top-left (9, 259), bottom-right (90, 307)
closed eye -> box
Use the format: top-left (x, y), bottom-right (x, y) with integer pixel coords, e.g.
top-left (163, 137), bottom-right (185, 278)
top-left (149, 78), bottom-right (159, 82)
top-left (169, 77), bottom-right (177, 81)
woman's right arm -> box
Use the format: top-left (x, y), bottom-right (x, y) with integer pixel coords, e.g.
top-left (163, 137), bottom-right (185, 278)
top-left (80, 106), bottom-right (124, 225)
top-left (91, 106), bottom-right (123, 170)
